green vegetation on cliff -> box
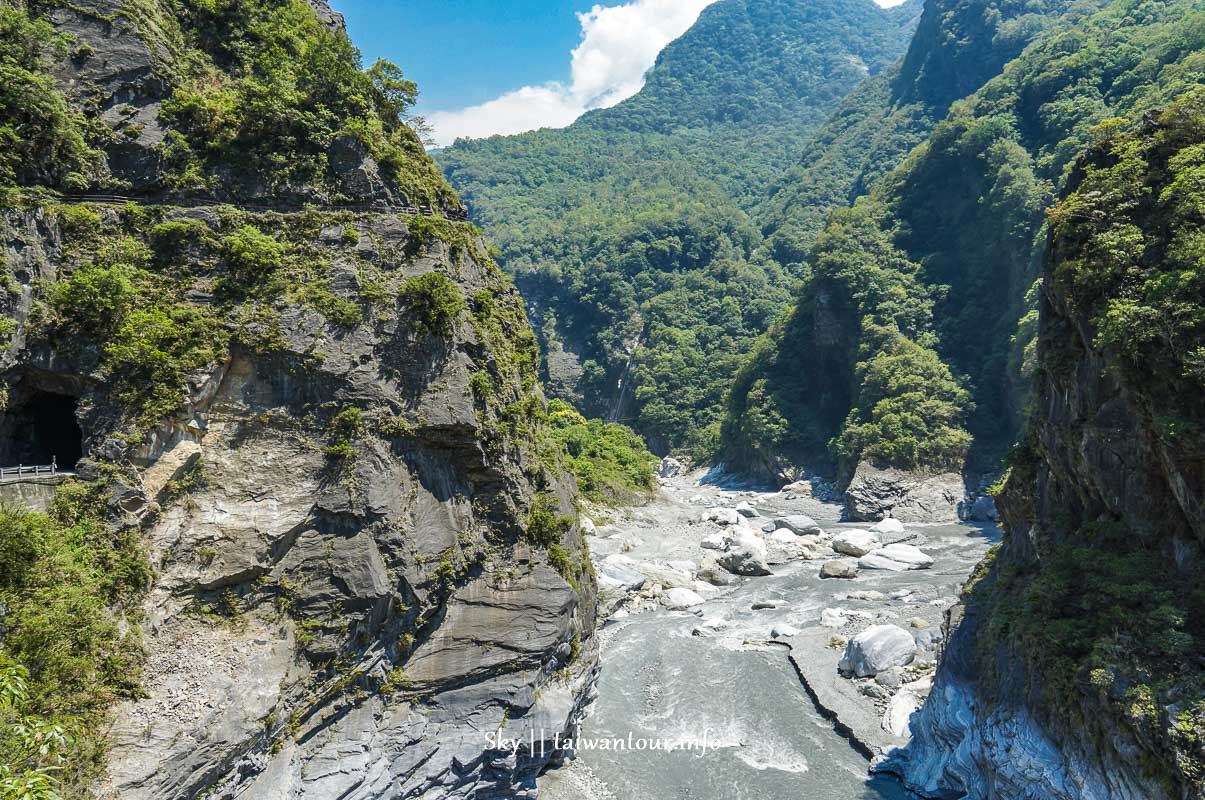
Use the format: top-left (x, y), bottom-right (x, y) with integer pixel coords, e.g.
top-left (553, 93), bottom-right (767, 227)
top-left (439, 0), bottom-right (919, 457)
top-left (723, 0), bottom-right (1205, 480)
top-left (970, 93), bottom-right (1205, 796)
top-left (0, 4), bottom-right (101, 193)
top-left (0, 483), bottom-right (150, 798)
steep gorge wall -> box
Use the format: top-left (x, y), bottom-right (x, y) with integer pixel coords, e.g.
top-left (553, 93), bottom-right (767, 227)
top-left (882, 98), bottom-right (1205, 800)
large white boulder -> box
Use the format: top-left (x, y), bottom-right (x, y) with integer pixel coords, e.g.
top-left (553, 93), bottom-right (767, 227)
top-left (768, 528), bottom-right (800, 544)
top-left (634, 560), bottom-right (696, 588)
top-left (663, 587), bottom-right (706, 610)
top-left (700, 532), bottom-right (726, 550)
top-left (659, 456), bottom-right (685, 478)
top-left (598, 557), bottom-right (646, 591)
top-left (870, 518), bottom-right (906, 535)
top-left (831, 529), bottom-right (881, 557)
top-left (838, 625), bottom-right (917, 677)
top-left (717, 529), bottom-right (771, 576)
top-left (858, 543), bottom-right (935, 571)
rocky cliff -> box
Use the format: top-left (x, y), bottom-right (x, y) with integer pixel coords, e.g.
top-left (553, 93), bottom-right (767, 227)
top-left (881, 96), bottom-right (1205, 800)
top-left (0, 1), bottom-right (597, 797)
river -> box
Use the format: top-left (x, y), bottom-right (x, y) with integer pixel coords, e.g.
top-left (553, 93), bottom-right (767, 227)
top-left (542, 473), bottom-right (998, 800)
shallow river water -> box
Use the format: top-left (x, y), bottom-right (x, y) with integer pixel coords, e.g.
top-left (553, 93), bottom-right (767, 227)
top-left (542, 477), bottom-right (997, 800)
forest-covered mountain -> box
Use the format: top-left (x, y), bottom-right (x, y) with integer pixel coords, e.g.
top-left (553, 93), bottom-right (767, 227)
top-left (438, 0), bottom-right (921, 457)
top-left (722, 0), bottom-right (1205, 484)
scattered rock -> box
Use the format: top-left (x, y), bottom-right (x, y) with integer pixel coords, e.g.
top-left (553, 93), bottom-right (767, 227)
top-left (752, 601), bottom-right (780, 610)
top-left (914, 628), bottom-right (944, 650)
top-left (696, 566), bottom-right (733, 587)
top-left (832, 529), bottom-right (881, 557)
top-left (700, 533), bottom-right (726, 550)
top-left (875, 666), bottom-right (905, 689)
top-left (717, 530), bottom-right (772, 576)
top-left (598, 558), bottom-right (646, 592)
top-left (870, 518), bottom-right (906, 535)
top-left (663, 587), bottom-right (706, 610)
top-left (860, 682), bottom-right (891, 700)
top-left (858, 543), bottom-right (935, 571)
top-left (908, 617), bottom-right (930, 629)
top-left (820, 559), bottom-right (859, 579)
top-left (632, 561), bottom-right (694, 589)
top-left (659, 456), bottom-right (686, 478)
top-left (773, 514), bottom-right (823, 535)
top-left (580, 516), bottom-right (596, 535)
top-left (709, 508), bottom-right (742, 526)
top-left (691, 617), bottom-right (727, 636)
top-left (666, 559), bottom-right (697, 573)
top-left (767, 528), bottom-right (799, 545)
top-left (770, 624), bottom-right (800, 639)
top-left (734, 501), bottom-right (759, 518)
top-left (838, 625), bottom-right (917, 677)
top-left (821, 608), bottom-right (849, 628)
top-left (845, 590), bottom-right (886, 602)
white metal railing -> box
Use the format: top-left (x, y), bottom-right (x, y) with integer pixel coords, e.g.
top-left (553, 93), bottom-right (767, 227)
top-left (0, 464), bottom-right (59, 478)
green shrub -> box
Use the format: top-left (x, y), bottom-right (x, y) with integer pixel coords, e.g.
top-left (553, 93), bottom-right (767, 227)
top-left (469, 370), bottom-right (492, 403)
top-left (0, 4), bottom-right (101, 191)
top-left (0, 483), bottom-right (149, 796)
top-left (399, 272), bottom-right (465, 335)
top-left (524, 493), bottom-right (573, 549)
top-left (546, 399), bottom-right (655, 503)
top-left (324, 407), bottom-right (363, 460)
top-left (223, 225), bottom-right (284, 280)
top-left (51, 263), bottom-right (136, 333)
top-left (297, 281), bottom-right (362, 327)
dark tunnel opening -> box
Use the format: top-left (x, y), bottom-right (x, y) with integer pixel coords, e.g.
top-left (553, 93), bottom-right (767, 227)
top-left (0, 390), bottom-right (84, 470)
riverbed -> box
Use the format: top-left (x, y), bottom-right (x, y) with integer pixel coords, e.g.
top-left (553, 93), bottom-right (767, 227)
top-left (541, 472), bottom-right (998, 800)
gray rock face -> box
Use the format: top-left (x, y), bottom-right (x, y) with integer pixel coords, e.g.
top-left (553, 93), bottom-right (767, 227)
top-left (844, 463), bottom-right (964, 523)
top-left (1, 204), bottom-right (598, 800)
top-left (837, 625), bottom-right (916, 677)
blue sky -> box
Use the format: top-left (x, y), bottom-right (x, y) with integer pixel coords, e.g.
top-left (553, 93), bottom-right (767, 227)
top-left (330, 0), bottom-right (722, 145)
top-left (329, 1), bottom-right (595, 113)
top-left (331, 0), bottom-right (903, 146)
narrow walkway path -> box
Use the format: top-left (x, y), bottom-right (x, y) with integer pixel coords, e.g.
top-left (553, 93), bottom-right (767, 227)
top-left (49, 193), bottom-right (470, 221)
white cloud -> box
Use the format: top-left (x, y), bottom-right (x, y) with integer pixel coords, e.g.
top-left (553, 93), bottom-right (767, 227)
top-left (427, 0), bottom-right (718, 147)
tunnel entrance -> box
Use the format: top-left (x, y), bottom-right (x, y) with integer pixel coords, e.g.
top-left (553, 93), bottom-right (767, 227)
top-left (0, 390), bottom-right (84, 470)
